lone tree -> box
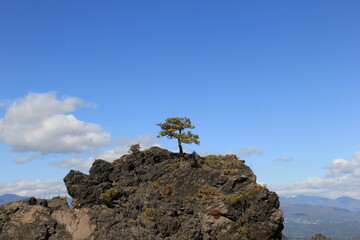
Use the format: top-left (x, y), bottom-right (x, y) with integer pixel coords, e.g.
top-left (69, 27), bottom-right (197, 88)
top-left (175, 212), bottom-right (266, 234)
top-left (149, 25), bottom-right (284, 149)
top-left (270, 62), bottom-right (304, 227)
top-left (157, 117), bottom-right (200, 156)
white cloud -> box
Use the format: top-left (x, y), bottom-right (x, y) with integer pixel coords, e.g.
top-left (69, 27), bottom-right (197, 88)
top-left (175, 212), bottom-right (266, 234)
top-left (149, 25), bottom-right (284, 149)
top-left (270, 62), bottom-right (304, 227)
top-left (0, 179), bottom-right (67, 198)
top-left (14, 153), bottom-right (42, 163)
top-left (239, 146), bottom-right (263, 157)
top-left (270, 152), bottom-right (360, 199)
top-left (276, 156), bottom-right (294, 161)
top-left (50, 156), bottom-right (93, 171)
top-left (324, 152), bottom-right (360, 177)
top-left (50, 134), bottom-right (160, 171)
top-left (0, 92), bottom-right (111, 155)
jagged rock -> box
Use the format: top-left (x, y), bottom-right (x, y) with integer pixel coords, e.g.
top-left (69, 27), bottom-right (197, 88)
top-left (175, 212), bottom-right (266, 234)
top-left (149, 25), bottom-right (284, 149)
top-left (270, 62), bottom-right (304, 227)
top-left (311, 233), bottom-right (332, 240)
top-left (1, 147), bottom-right (284, 239)
top-left (64, 147), bottom-right (284, 240)
top-left (0, 197), bottom-right (95, 240)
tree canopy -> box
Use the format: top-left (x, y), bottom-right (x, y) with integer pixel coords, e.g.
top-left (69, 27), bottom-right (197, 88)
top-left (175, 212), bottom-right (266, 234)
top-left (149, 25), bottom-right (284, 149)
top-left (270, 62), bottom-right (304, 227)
top-left (157, 117), bottom-right (200, 156)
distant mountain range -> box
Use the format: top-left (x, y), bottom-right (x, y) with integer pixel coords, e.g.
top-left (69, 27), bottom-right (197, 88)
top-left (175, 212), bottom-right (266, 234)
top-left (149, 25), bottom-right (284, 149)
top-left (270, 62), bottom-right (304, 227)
top-left (280, 195), bottom-right (360, 239)
top-left (0, 194), bottom-right (27, 204)
top-left (280, 195), bottom-right (360, 212)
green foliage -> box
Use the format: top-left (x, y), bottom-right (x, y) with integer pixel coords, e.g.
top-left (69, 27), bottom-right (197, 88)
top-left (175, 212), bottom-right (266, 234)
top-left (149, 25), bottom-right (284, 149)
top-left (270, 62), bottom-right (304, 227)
top-left (128, 143), bottom-right (141, 154)
top-left (157, 117), bottom-right (200, 156)
top-left (149, 182), bottom-right (159, 189)
top-left (166, 164), bottom-right (179, 173)
top-left (191, 150), bottom-right (201, 160)
top-left (237, 226), bottom-right (250, 235)
top-left (99, 187), bottom-right (119, 200)
top-left (222, 169), bottom-right (238, 175)
top-left (162, 184), bottom-right (172, 196)
top-left (184, 195), bottom-right (196, 202)
top-left (227, 193), bottom-right (247, 204)
top-left (197, 185), bottom-right (221, 200)
top-left (142, 208), bottom-right (156, 221)
top-left (205, 155), bottom-right (223, 161)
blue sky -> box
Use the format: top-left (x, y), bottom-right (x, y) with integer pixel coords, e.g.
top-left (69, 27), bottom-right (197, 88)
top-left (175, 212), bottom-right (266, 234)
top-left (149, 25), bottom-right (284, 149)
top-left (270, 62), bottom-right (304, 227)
top-left (1, 1), bottom-right (360, 198)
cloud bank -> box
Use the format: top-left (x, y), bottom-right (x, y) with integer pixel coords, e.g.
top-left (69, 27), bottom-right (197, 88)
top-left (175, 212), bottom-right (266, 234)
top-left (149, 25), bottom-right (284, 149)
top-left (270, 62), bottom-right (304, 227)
top-left (0, 179), bottom-right (66, 198)
top-left (0, 92), bottom-right (111, 156)
top-left (270, 151), bottom-right (360, 199)
top-left (239, 146), bottom-right (263, 158)
top-left (276, 156), bottom-right (294, 161)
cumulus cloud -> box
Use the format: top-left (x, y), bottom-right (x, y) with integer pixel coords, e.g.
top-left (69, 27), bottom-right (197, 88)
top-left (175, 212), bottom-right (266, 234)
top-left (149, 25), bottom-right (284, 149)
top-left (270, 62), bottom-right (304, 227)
top-left (239, 146), bottom-right (263, 158)
top-left (14, 153), bottom-right (42, 163)
top-left (0, 179), bottom-right (67, 198)
top-left (276, 156), bottom-right (294, 161)
top-left (324, 152), bottom-right (360, 177)
top-left (0, 92), bottom-right (111, 155)
top-left (270, 152), bottom-right (360, 199)
top-left (50, 134), bottom-right (160, 171)
top-left (50, 156), bottom-right (92, 171)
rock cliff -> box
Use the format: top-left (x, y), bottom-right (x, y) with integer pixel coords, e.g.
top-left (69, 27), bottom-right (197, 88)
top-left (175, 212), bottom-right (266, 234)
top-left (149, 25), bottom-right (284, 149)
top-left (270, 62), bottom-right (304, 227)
top-left (0, 147), bottom-right (283, 240)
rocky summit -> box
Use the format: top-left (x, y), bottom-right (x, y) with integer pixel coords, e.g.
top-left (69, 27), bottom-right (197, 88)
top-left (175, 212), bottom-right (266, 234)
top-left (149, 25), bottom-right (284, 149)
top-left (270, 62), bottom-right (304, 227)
top-left (0, 147), bottom-right (283, 240)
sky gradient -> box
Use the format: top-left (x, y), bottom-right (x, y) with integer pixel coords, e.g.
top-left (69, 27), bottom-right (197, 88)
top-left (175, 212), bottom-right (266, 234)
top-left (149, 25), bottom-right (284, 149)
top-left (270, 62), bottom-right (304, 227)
top-left (1, 1), bottom-right (360, 199)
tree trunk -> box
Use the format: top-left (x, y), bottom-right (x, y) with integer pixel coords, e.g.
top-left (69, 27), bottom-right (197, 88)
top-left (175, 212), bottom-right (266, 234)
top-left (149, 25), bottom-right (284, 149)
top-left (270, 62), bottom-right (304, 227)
top-left (178, 138), bottom-right (183, 157)
top-left (178, 129), bottom-right (183, 157)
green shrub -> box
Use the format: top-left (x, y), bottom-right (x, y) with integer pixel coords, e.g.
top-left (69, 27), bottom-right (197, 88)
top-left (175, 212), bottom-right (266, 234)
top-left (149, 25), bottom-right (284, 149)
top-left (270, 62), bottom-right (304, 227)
top-left (162, 184), bottom-right (172, 196)
top-left (149, 182), bottom-right (159, 189)
top-left (237, 226), bottom-right (250, 235)
top-left (227, 193), bottom-right (247, 204)
top-left (179, 215), bottom-right (186, 222)
top-left (222, 169), bottom-right (238, 175)
top-left (99, 187), bottom-right (119, 200)
top-left (184, 195), bottom-right (196, 202)
top-left (128, 144), bottom-right (141, 154)
top-left (197, 185), bottom-right (221, 200)
top-left (142, 208), bottom-right (156, 221)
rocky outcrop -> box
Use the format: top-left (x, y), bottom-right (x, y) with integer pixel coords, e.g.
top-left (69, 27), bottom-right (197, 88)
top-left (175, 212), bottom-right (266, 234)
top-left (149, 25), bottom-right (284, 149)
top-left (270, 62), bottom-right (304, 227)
top-left (0, 147), bottom-right (284, 239)
top-left (0, 196), bottom-right (94, 240)
top-left (65, 147), bottom-right (283, 240)
top-left (310, 234), bottom-right (332, 240)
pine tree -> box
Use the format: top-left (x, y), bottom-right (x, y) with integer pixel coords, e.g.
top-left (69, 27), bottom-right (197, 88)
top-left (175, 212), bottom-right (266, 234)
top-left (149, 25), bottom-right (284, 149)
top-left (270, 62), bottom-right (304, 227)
top-left (157, 117), bottom-right (200, 156)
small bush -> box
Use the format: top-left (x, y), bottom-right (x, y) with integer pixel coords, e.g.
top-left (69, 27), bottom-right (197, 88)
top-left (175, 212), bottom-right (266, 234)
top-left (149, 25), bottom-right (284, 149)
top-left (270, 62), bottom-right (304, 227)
top-left (162, 184), bottom-right (172, 196)
top-left (205, 155), bottom-right (223, 161)
top-left (128, 144), bottom-right (141, 154)
top-left (207, 209), bottom-right (222, 219)
top-left (142, 208), bottom-right (156, 221)
top-left (237, 226), bottom-right (250, 235)
top-left (179, 215), bottom-right (186, 222)
top-left (184, 195), bottom-right (196, 202)
top-left (222, 169), bottom-right (238, 175)
top-left (166, 164), bottom-right (179, 173)
top-left (149, 182), bottom-right (159, 189)
top-left (197, 185), bottom-right (221, 200)
top-left (227, 193), bottom-right (247, 204)
top-left (99, 187), bottom-right (119, 200)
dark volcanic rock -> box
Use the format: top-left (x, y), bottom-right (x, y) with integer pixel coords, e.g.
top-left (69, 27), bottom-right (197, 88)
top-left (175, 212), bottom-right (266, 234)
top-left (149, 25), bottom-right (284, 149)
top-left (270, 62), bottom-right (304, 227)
top-left (64, 147), bottom-right (283, 240)
top-left (0, 147), bottom-right (283, 240)
top-left (310, 233), bottom-right (332, 240)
